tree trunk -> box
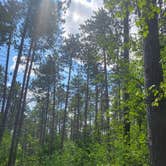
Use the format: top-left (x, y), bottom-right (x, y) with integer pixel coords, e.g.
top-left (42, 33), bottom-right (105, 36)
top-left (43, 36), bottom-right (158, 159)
top-left (39, 106), bottom-right (45, 144)
top-left (60, 60), bottom-right (72, 149)
top-left (0, 13), bottom-right (29, 144)
top-left (95, 84), bottom-right (99, 139)
top-left (1, 32), bottom-right (12, 115)
top-left (144, 0), bottom-right (166, 165)
top-left (103, 49), bottom-right (109, 132)
top-left (123, 1), bottom-right (130, 143)
top-left (84, 64), bottom-right (89, 140)
top-left (49, 76), bottom-right (56, 155)
top-left (7, 41), bottom-right (34, 166)
top-left (100, 89), bottom-right (104, 133)
top-left (94, 65), bottom-right (99, 132)
top-left (76, 78), bottom-right (80, 141)
top-left (41, 87), bottom-right (50, 145)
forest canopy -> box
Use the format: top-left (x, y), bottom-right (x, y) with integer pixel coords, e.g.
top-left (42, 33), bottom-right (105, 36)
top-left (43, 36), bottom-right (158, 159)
top-left (0, 0), bottom-right (166, 166)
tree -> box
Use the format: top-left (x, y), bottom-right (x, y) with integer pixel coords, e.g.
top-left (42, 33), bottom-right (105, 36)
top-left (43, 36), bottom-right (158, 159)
top-left (0, 1), bottom-right (30, 144)
top-left (4, 0), bottom-right (62, 165)
top-left (1, 0), bottom-right (163, 165)
top-left (143, 0), bottom-right (166, 165)
top-left (0, 65), bottom-right (4, 102)
top-left (60, 34), bottom-right (81, 149)
top-left (0, 0), bottom-right (21, 115)
top-left (80, 8), bottom-right (113, 135)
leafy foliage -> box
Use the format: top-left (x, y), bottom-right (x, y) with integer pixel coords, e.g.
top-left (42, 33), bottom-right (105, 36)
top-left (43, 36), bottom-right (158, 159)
top-left (1, 0), bottom-right (166, 165)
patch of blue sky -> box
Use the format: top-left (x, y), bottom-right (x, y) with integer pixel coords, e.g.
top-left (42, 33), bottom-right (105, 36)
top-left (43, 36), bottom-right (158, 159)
top-left (0, 0), bottom-right (103, 87)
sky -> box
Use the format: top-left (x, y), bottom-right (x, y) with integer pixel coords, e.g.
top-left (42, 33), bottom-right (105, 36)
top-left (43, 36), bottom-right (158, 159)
top-left (27, 0), bottom-right (104, 106)
top-left (17, 0), bottom-right (103, 64)
top-left (0, 0), bottom-right (103, 108)
top-left (1, 0), bottom-right (103, 82)
top-left (63, 0), bottom-right (103, 36)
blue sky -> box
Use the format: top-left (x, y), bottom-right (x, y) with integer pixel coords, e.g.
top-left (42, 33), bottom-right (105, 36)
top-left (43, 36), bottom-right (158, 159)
top-left (0, 0), bottom-right (103, 107)
top-left (64, 0), bottom-right (103, 36)
top-left (0, 0), bottom-right (103, 83)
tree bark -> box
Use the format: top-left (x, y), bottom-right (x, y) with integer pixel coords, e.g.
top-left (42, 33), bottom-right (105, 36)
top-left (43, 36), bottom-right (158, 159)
top-left (41, 87), bottom-right (50, 145)
top-left (94, 65), bottom-right (99, 140)
top-left (1, 32), bottom-right (12, 115)
top-left (144, 0), bottom-right (166, 165)
top-left (7, 41), bottom-right (34, 166)
top-left (49, 75), bottom-right (56, 155)
top-left (60, 60), bottom-right (72, 149)
top-left (123, 1), bottom-right (130, 143)
top-left (76, 78), bottom-right (80, 141)
top-left (103, 49), bottom-right (109, 132)
top-left (0, 11), bottom-right (29, 144)
top-left (84, 64), bottom-right (89, 140)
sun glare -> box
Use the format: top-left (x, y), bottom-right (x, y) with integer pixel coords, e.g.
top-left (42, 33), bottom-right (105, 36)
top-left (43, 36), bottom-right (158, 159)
top-left (73, 12), bottom-right (81, 22)
top-left (73, 0), bottom-right (92, 8)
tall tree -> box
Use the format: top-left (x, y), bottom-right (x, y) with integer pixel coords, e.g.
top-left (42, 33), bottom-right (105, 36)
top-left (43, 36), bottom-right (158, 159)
top-left (122, 0), bottom-right (130, 143)
top-left (6, 0), bottom-right (62, 165)
top-left (60, 34), bottom-right (81, 149)
top-left (0, 3), bottom-right (30, 144)
top-left (143, 0), bottom-right (166, 165)
top-left (1, 0), bottom-right (21, 115)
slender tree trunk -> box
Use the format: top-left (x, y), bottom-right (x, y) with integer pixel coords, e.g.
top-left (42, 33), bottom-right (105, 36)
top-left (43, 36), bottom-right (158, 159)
top-left (7, 41), bottom-right (34, 166)
top-left (94, 64), bottom-right (99, 139)
top-left (71, 107), bottom-right (77, 141)
top-left (84, 64), bottom-right (89, 139)
top-left (60, 60), bottom-right (72, 149)
top-left (103, 49), bottom-right (109, 131)
top-left (40, 107), bottom-right (45, 144)
top-left (100, 89), bottom-right (104, 133)
top-left (94, 65), bottom-right (99, 132)
top-left (58, 115), bottom-right (61, 134)
top-left (49, 77), bottom-right (56, 155)
top-left (144, 1), bottom-right (166, 165)
top-left (41, 87), bottom-right (50, 145)
top-left (1, 32), bottom-right (12, 115)
top-left (70, 117), bottom-right (73, 140)
top-left (115, 50), bottom-right (122, 121)
top-left (76, 78), bottom-right (80, 141)
top-left (73, 107), bottom-right (77, 141)
top-left (117, 80), bottom-right (121, 121)
top-left (16, 46), bottom-right (35, 161)
top-left (123, 1), bottom-right (130, 143)
top-left (95, 84), bottom-right (99, 137)
top-left (0, 14), bottom-right (29, 144)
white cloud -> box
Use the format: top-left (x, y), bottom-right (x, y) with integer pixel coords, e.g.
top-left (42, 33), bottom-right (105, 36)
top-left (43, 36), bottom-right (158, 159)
top-left (10, 55), bottom-right (38, 77)
top-left (73, 57), bottom-right (84, 65)
top-left (63, 0), bottom-right (103, 36)
top-left (73, 12), bottom-right (81, 22)
top-left (26, 89), bottom-right (37, 109)
top-left (10, 56), bottom-right (26, 73)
